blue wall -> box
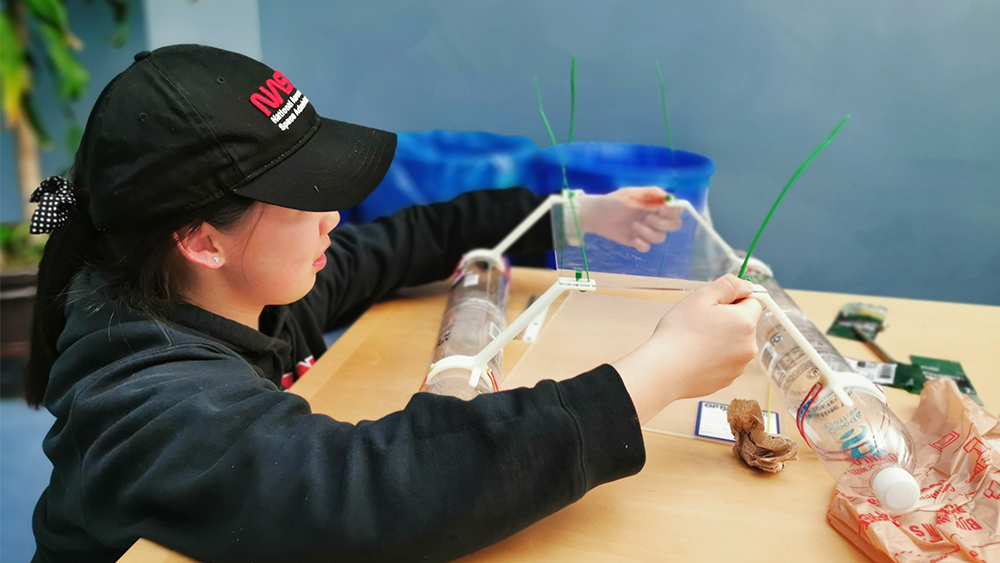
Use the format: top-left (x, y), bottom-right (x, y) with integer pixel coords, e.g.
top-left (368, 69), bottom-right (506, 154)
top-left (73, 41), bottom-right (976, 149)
top-left (0, 0), bottom-right (148, 223)
top-left (144, 0), bottom-right (262, 59)
top-left (4, 2), bottom-right (997, 305)
top-left (0, 0), bottom-right (263, 224)
top-left (258, 0), bottom-right (1000, 305)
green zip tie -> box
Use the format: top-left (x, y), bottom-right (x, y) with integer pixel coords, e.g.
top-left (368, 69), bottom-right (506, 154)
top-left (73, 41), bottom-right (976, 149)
top-left (536, 73), bottom-right (590, 280)
top-left (534, 77), bottom-right (569, 190)
top-left (567, 190), bottom-right (591, 280)
top-left (655, 60), bottom-right (673, 150)
top-left (534, 77), bottom-right (560, 148)
top-left (738, 115), bottom-right (851, 279)
top-left (568, 56), bottom-right (577, 144)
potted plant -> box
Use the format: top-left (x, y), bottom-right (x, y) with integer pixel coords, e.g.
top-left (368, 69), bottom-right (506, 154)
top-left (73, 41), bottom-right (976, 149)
top-left (0, 0), bottom-right (129, 394)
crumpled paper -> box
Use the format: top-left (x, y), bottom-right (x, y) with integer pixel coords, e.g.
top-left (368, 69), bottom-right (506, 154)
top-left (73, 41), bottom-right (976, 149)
top-left (827, 379), bottom-right (1000, 562)
top-left (727, 398), bottom-right (799, 473)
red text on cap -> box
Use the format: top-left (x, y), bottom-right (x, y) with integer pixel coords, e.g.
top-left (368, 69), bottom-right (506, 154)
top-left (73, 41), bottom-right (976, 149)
top-left (250, 71), bottom-right (295, 116)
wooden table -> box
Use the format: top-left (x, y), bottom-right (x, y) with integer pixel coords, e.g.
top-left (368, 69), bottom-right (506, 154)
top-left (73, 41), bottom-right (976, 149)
top-left (120, 267), bottom-right (999, 563)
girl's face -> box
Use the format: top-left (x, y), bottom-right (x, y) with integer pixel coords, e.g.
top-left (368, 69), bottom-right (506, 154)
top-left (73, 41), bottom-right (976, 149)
top-left (221, 204), bottom-right (340, 307)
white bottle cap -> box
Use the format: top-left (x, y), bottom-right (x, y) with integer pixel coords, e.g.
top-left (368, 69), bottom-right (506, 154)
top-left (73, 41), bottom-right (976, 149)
top-left (871, 466), bottom-right (920, 513)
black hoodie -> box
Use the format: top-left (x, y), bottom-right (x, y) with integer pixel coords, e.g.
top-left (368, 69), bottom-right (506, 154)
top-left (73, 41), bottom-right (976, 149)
top-left (31, 188), bottom-right (645, 563)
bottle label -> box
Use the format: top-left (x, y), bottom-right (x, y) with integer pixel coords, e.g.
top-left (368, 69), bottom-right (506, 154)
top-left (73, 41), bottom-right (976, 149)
top-left (760, 343), bottom-right (777, 372)
top-left (797, 387), bottom-right (900, 472)
top-left (839, 425), bottom-right (886, 459)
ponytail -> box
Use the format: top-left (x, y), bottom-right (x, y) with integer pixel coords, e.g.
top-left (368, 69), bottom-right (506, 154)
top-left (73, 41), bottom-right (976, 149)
top-left (24, 176), bottom-right (257, 408)
top-left (25, 187), bottom-right (105, 407)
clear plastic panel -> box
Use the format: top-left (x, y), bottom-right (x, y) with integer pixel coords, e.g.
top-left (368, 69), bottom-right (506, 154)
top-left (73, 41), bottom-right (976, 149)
top-left (550, 194), bottom-right (741, 288)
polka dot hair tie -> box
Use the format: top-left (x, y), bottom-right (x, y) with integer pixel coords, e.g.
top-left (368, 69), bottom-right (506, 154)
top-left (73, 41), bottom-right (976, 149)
top-left (29, 176), bottom-right (77, 234)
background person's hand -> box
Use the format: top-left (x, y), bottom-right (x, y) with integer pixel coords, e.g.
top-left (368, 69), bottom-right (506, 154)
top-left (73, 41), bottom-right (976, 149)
top-left (574, 187), bottom-right (683, 252)
top-left (611, 274), bottom-right (763, 424)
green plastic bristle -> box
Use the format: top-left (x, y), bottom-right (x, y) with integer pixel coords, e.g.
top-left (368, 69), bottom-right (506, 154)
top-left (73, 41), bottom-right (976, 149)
top-left (534, 77), bottom-right (560, 149)
top-left (655, 60), bottom-right (673, 150)
top-left (566, 190), bottom-right (590, 280)
top-left (738, 115), bottom-right (851, 279)
top-left (536, 70), bottom-right (590, 280)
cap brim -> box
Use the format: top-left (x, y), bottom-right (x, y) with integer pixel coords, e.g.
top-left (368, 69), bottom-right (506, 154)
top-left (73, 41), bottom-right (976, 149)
top-left (233, 117), bottom-right (396, 212)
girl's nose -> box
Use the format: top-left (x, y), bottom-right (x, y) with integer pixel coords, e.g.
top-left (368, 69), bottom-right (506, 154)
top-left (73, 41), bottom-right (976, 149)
top-left (321, 210), bottom-right (341, 234)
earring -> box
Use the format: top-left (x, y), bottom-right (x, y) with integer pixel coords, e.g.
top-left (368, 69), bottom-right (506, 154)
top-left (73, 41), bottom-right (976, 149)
top-left (212, 256), bottom-right (220, 263)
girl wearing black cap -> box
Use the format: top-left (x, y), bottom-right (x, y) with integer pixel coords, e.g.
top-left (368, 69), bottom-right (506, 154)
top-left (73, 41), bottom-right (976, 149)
top-left (25, 45), bottom-right (761, 563)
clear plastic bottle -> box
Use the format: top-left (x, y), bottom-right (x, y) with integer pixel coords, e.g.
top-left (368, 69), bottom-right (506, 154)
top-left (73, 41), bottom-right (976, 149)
top-left (743, 259), bottom-right (920, 512)
top-left (738, 257), bottom-right (854, 405)
top-left (420, 258), bottom-right (509, 400)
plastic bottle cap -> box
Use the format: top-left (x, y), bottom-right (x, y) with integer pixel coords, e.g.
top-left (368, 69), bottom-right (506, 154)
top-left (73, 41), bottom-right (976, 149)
top-left (871, 466), bottom-right (920, 513)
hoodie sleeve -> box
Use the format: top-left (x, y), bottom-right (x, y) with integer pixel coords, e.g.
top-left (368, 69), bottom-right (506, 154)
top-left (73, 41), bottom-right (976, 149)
top-left (48, 345), bottom-right (643, 563)
top-left (299, 187), bottom-right (552, 331)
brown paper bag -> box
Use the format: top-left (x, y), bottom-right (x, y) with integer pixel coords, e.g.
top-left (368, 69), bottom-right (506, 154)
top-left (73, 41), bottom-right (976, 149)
top-left (827, 378), bottom-right (1000, 562)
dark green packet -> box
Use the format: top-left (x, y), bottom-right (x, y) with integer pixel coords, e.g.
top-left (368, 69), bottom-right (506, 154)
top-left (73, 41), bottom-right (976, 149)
top-left (827, 302), bottom-right (888, 341)
top-left (895, 356), bottom-right (983, 406)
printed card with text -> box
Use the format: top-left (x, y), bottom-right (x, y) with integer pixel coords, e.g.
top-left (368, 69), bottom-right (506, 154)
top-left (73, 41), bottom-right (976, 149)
top-left (695, 401), bottom-right (781, 443)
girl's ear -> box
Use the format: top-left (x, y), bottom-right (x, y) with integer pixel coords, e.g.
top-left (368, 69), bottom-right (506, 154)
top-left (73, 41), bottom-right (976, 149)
top-left (175, 223), bottom-right (225, 269)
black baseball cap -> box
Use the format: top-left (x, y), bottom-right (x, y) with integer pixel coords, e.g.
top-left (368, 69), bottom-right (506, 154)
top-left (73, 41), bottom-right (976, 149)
top-left (76, 44), bottom-right (396, 230)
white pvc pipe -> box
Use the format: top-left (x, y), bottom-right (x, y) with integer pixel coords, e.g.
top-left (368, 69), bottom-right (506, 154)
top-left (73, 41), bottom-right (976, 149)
top-left (666, 198), bottom-right (741, 265)
top-left (424, 277), bottom-right (597, 388)
top-left (459, 193), bottom-right (566, 272)
top-left (496, 194), bottom-right (564, 256)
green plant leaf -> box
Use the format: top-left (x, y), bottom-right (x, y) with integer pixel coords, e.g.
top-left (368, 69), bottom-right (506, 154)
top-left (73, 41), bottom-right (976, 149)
top-left (25, 0), bottom-right (84, 49)
top-left (0, 224), bottom-right (16, 247)
top-left (38, 23), bottom-right (90, 101)
top-left (101, 0), bottom-right (130, 46)
top-left (24, 95), bottom-right (55, 149)
top-left (24, 0), bottom-right (72, 36)
top-left (64, 119), bottom-right (82, 153)
top-left (0, 11), bottom-right (30, 125)
top-left (0, 222), bottom-right (47, 268)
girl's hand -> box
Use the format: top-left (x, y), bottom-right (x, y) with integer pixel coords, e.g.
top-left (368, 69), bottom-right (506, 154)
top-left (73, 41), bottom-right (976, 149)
top-left (611, 275), bottom-right (763, 424)
top-left (573, 187), bottom-right (683, 252)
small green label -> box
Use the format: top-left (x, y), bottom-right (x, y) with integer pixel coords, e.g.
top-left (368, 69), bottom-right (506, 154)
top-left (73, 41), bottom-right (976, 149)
top-left (889, 363), bottom-right (924, 393)
top-left (908, 356), bottom-right (982, 406)
top-left (827, 302), bottom-right (888, 341)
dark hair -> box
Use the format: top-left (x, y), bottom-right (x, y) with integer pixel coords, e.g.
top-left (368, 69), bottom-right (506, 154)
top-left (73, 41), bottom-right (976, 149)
top-left (24, 170), bottom-right (258, 408)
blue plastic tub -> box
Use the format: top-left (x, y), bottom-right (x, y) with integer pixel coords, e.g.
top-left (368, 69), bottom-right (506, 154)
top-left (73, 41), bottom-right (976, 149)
top-left (348, 130), bottom-right (541, 223)
top-left (530, 142), bottom-right (717, 276)
top-left (530, 142), bottom-right (715, 212)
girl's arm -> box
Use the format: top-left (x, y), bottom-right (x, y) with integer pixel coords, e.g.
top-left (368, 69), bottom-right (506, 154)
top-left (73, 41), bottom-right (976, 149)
top-left (301, 187), bottom-right (551, 331)
top-left (54, 350), bottom-right (641, 563)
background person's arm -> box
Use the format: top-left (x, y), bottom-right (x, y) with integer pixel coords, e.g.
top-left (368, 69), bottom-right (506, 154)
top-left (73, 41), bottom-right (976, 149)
top-left (303, 187), bottom-right (551, 331)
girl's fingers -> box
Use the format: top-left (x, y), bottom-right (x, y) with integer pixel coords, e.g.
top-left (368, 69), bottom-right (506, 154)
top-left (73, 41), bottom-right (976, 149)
top-left (632, 237), bottom-right (652, 253)
top-left (633, 221), bottom-right (667, 245)
top-left (658, 205), bottom-right (684, 219)
top-left (643, 213), bottom-right (681, 233)
top-left (618, 186), bottom-right (669, 210)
